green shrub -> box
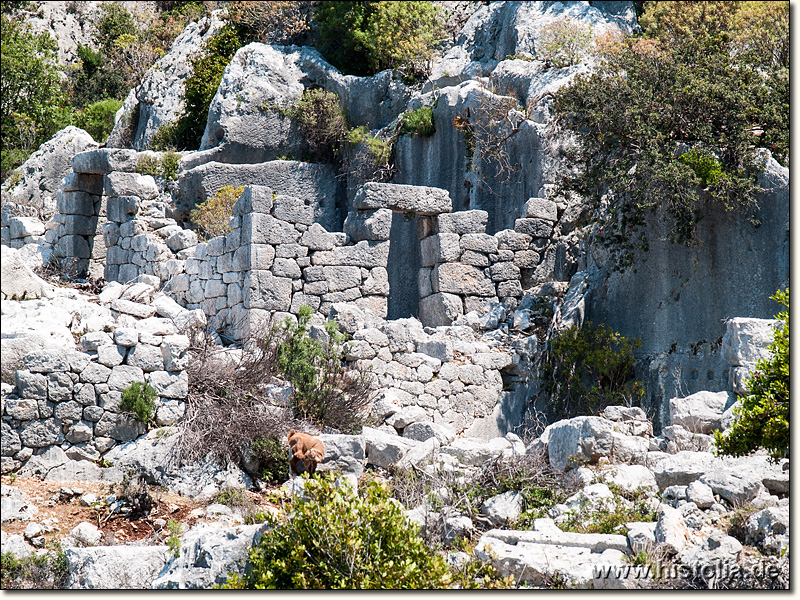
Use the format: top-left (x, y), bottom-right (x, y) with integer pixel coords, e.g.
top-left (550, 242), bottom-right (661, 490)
top-left (120, 381), bottom-right (157, 424)
top-left (250, 434), bottom-right (291, 484)
top-left (73, 98), bottom-right (123, 142)
top-left (1, 546), bottom-right (69, 589)
top-left (312, 1), bottom-right (444, 80)
top-left (222, 474), bottom-right (455, 589)
top-left (678, 147), bottom-right (724, 187)
top-left (536, 16), bottom-right (594, 68)
top-left (399, 105), bottom-right (435, 137)
top-left (165, 24), bottom-right (243, 150)
top-left (348, 126), bottom-right (393, 167)
top-left (714, 288), bottom-right (789, 461)
top-left (189, 185), bottom-right (243, 240)
top-left (541, 322), bottom-right (644, 420)
top-left (135, 150), bottom-right (181, 181)
top-left (553, 1), bottom-right (787, 271)
top-left (282, 88), bottom-right (349, 163)
top-left (227, 1), bottom-right (310, 45)
top-left (166, 519), bottom-right (182, 557)
top-left (277, 306), bottom-right (370, 433)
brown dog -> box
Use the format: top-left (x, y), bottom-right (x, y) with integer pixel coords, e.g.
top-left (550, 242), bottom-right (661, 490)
top-left (287, 429), bottom-right (325, 477)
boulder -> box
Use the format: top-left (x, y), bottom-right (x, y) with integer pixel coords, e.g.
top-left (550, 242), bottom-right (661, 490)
top-left (745, 506), bottom-right (789, 556)
top-left (721, 317), bottom-right (780, 366)
top-left (403, 421), bottom-right (457, 446)
top-left (651, 451), bottom-right (719, 490)
top-left (362, 426), bottom-right (415, 469)
top-left (654, 506), bottom-right (690, 554)
top-left (545, 416), bottom-right (616, 472)
top-left (152, 522), bottom-right (268, 589)
top-left (67, 545), bottom-right (172, 589)
top-left (107, 11), bottom-right (227, 150)
top-left (481, 491), bottom-right (524, 527)
top-left (316, 433), bottom-right (366, 478)
top-left (1, 531), bottom-right (34, 559)
top-left (669, 391), bottom-right (732, 434)
top-left (599, 464), bottom-right (658, 494)
top-left (678, 530), bottom-right (742, 580)
top-left (699, 468), bottom-right (767, 506)
top-left (2, 126), bottom-right (97, 216)
top-left (1, 246), bottom-right (52, 301)
top-left (626, 522), bottom-right (657, 554)
top-left (440, 436), bottom-right (511, 466)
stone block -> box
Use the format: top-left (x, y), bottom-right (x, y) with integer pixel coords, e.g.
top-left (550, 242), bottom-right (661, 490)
top-left (9, 217), bottom-right (45, 239)
top-left (362, 267), bottom-right (390, 295)
top-left (19, 419), bottom-right (61, 447)
top-left (272, 257), bottom-right (301, 279)
top-left (107, 365), bottom-right (146, 392)
top-left (103, 172), bottom-right (158, 199)
top-left (166, 230), bottom-right (198, 253)
top-left (490, 261), bottom-right (520, 282)
top-left (299, 223), bottom-right (338, 250)
top-left (22, 349), bottom-right (70, 373)
top-left (55, 235), bottom-right (91, 259)
top-left (514, 249), bottom-right (541, 268)
top-left (94, 413), bottom-right (147, 442)
top-left (72, 149), bottom-right (138, 174)
top-left (498, 280), bottom-right (523, 297)
top-left (721, 318), bottom-right (780, 366)
top-left (431, 263), bottom-right (494, 296)
top-left (437, 210), bottom-right (488, 235)
top-left (669, 391), bottom-right (732, 434)
top-left (106, 196), bottom-right (139, 223)
top-left (57, 190), bottom-right (96, 216)
top-left (147, 370), bottom-right (188, 399)
top-left (420, 233), bottom-right (461, 266)
top-left (47, 372), bottom-right (74, 401)
top-left (5, 397), bottom-right (39, 421)
top-left (312, 241), bottom-right (390, 268)
top-left (419, 293), bottom-right (463, 327)
top-left (460, 233), bottom-right (498, 254)
top-left (514, 218), bottom-right (553, 238)
top-left (343, 209), bottom-right (393, 242)
top-left (495, 229), bottom-right (531, 251)
top-left (79, 363), bottom-right (112, 385)
top-left (273, 194), bottom-right (314, 225)
top-left (62, 172), bottom-right (104, 195)
top-left (233, 185), bottom-right (274, 215)
top-left (354, 182), bottom-right (452, 215)
top-left (243, 271), bottom-right (292, 311)
top-left (523, 197), bottom-right (558, 221)
top-left (323, 266), bottom-right (362, 292)
top-left (242, 213), bottom-right (299, 245)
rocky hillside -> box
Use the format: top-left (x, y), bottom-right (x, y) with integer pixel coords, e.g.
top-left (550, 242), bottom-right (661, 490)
top-left (1, 0), bottom-right (789, 590)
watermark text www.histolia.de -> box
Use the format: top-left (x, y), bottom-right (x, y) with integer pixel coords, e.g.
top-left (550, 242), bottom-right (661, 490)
top-left (594, 560), bottom-right (783, 586)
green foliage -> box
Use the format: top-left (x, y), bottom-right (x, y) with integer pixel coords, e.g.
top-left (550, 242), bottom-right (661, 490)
top-left (553, 1), bottom-right (788, 271)
top-left (714, 288), bottom-right (789, 461)
top-left (283, 88), bottom-right (349, 163)
top-left (250, 434), bottom-right (291, 484)
top-left (542, 323), bottom-right (643, 420)
top-left (561, 485), bottom-right (657, 535)
top-left (536, 16), bottom-right (594, 68)
top-left (1, 15), bottom-right (71, 180)
top-left (159, 24), bottom-right (243, 149)
top-left (348, 126), bottom-right (393, 167)
top-left (678, 147), bottom-right (724, 187)
top-left (189, 185), bottom-right (242, 240)
top-left (399, 106), bottom-right (435, 137)
top-left (120, 381), bottom-right (157, 425)
top-left (213, 486), bottom-right (249, 507)
top-left (135, 151), bottom-right (181, 181)
top-left (276, 306), bottom-right (368, 433)
top-left (166, 519), bottom-right (182, 557)
top-left (222, 474), bottom-right (454, 589)
top-left (73, 98), bottom-right (123, 142)
top-left (92, 3), bottom-right (136, 52)
top-left (312, 1), bottom-right (444, 80)
top-left (227, 1), bottom-right (310, 45)
top-left (1, 546), bottom-right (69, 589)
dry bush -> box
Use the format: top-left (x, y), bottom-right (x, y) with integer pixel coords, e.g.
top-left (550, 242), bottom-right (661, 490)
top-left (227, 0), bottom-right (312, 45)
top-left (189, 185), bottom-right (242, 240)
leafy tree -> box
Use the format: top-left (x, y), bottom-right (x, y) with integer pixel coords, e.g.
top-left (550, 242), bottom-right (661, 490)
top-left (312, 1), bottom-right (444, 80)
top-left (222, 475), bottom-right (455, 589)
top-left (715, 289), bottom-right (789, 461)
top-left (553, 1), bottom-right (788, 271)
top-left (1, 14), bottom-right (71, 179)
